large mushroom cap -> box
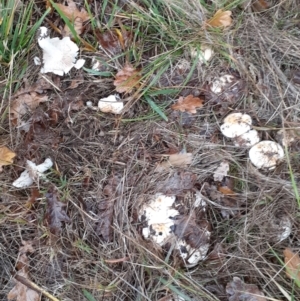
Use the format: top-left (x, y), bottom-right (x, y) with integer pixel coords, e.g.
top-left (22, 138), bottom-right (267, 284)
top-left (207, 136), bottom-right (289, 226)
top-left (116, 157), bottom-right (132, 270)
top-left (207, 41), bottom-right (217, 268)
top-left (233, 129), bottom-right (260, 147)
top-left (220, 113), bottom-right (252, 138)
top-left (249, 140), bottom-right (284, 169)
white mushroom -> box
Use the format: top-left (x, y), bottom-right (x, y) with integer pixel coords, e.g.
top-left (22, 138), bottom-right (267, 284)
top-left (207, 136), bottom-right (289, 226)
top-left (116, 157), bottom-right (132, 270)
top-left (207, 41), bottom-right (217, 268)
top-left (233, 129), bottom-right (260, 147)
top-left (37, 27), bottom-right (85, 76)
top-left (139, 194), bottom-right (179, 246)
top-left (220, 113), bottom-right (252, 138)
top-left (13, 158), bottom-right (53, 188)
top-left (210, 74), bottom-right (235, 94)
top-left (190, 45), bottom-right (214, 63)
top-left (176, 236), bottom-right (210, 267)
top-left (249, 140), bottom-right (284, 169)
top-left (98, 95), bottom-right (124, 114)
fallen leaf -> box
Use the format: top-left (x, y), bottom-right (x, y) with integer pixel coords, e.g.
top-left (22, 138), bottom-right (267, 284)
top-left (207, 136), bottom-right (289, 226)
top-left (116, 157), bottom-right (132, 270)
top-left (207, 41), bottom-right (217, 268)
top-left (55, 0), bottom-right (90, 36)
top-left (157, 171), bottom-right (197, 195)
top-left (156, 153), bottom-right (193, 171)
top-left (171, 95), bottom-right (204, 114)
top-left (205, 10), bottom-right (232, 28)
top-left (0, 146), bottom-right (16, 172)
top-left (218, 185), bottom-right (235, 195)
top-left (284, 248), bottom-right (300, 282)
top-left (46, 186), bottom-right (70, 235)
top-left (7, 241), bottom-right (40, 301)
top-left (97, 176), bottom-right (121, 242)
top-left (113, 63), bottom-right (141, 93)
top-left (10, 92), bottom-right (48, 125)
top-left (213, 161), bottom-right (230, 182)
top-left (252, 0), bottom-right (270, 12)
top-left (96, 29), bottom-right (132, 54)
top-left (226, 277), bottom-right (266, 301)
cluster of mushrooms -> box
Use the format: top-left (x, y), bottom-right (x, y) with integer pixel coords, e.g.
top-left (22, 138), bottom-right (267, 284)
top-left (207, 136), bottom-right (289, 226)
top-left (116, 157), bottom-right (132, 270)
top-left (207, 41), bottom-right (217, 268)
top-left (220, 112), bottom-right (284, 169)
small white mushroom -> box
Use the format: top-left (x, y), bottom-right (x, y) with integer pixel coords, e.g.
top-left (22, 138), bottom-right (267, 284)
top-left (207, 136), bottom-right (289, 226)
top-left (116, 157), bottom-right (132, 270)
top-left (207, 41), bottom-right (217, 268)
top-left (98, 95), bottom-right (124, 114)
top-left (13, 158), bottom-right (53, 188)
top-left (190, 45), bottom-right (214, 63)
top-left (249, 140), bottom-right (284, 169)
top-left (37, 27), bottom-right (85, 76)
top-left (210, 74), bottom-right (235, 94)
top-left (220, 113), bottom-right (252, 138)
top-left (233, 129), bottom-right (260, 147)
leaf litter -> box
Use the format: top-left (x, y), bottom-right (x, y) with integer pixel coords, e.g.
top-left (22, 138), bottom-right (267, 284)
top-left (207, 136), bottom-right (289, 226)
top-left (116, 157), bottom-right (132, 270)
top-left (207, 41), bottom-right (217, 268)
top-left (171, 95), bottom-right (204, 114)
top-left (1, 1), bottom-right (300, 300)
top-left (46, 186), bottom-right (70, 235)
top-left (7, 241), bottom-right (40, 301)
top-left (0, 146), bottom-right (16, 172)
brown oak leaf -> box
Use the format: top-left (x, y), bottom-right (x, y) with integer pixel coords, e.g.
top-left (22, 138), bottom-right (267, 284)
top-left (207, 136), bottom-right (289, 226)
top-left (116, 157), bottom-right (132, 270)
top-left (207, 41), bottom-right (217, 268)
top-left (171, 95), bottom-right (204, 114)
top-left (10, 92), bottom-right (48, 125)
top-left (284, 248), bottom-right (300, 282)
top-left (0, 146), bottom-right (16, 172)
top-left (46, 186), bottom-right (70, 235)
top-left (113, 63), bottom-right (141, 93)
top-left (55, 0), bottom-right (90, 36)
top-left (205, 10), bottom-right (232, 28)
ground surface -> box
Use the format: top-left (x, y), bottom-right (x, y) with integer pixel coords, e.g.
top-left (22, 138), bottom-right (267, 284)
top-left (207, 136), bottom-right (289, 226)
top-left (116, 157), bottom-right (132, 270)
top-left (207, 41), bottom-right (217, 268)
top-left (1, 0), bottom-right (300, 301)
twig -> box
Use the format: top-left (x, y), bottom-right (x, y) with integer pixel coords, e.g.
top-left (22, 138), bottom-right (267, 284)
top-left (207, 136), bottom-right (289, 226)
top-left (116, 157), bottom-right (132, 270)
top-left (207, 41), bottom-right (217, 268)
top-left (14, 274), bottom-right (61, 301)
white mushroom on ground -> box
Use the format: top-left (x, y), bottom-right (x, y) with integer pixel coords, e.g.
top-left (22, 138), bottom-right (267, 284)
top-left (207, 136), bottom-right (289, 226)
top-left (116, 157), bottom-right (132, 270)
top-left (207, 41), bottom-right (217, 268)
top-left (210, 74), bottom-right (235, 94)
top-left (98, 95), bottom-right (124, 114)
top-left (190, 45), bottom-right (214, 63)
top-left (139, 193), bottom-right (179, 246)
top-left (233, 129), bottom-right (260, 147)
top-left (139, 193), bottom-right (211, 266)
top-left (249, 140), bottom-right (284, 169)
top-left (220, 113), bottom-right (252, 138)
top-left (37, 27), bottom-right (85, 76)
top-left (13, 158), bottom-right (53, 188)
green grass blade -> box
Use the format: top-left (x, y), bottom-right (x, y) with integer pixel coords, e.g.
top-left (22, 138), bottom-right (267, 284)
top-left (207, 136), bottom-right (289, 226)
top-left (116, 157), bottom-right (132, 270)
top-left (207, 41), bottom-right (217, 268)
top-left (144, 95), bottom-right (168, 121)
top-left (82, 289), bottom-right (97, 301)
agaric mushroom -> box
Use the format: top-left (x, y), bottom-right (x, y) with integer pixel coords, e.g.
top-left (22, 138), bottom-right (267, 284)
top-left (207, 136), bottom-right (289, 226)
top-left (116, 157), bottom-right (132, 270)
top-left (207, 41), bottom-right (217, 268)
top-left (249, 140), bottom-right (284, 169)
top-left (13, 158), bottom-right (53, 188)
top-left (220, 113), bottom-right (252, 138)
top-left (98, 95), bottom-right (124, 114)
top-left (37, 27), bottom-right (85, 76)
top-left (233, 129), bottom-right (260, 147)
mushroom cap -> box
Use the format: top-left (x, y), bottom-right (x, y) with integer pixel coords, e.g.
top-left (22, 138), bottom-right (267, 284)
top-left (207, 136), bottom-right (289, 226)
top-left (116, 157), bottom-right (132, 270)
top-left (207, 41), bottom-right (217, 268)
top-left (191, 46), bottom-right (214, 63)
top-left (220, 113), bottom-right (252, 138)
top-left (249, 140), bottom-right (284, 169)
top-left (210, 74), bottom-right (235, 94)
top-left (139, 194), bottom-right (179, 246)
top-left (233, 129), bottom-right (260, 147)
top-left (37, 27), bottom-right (85, 76)
top-left (98, 95), bottom-right (124, 114)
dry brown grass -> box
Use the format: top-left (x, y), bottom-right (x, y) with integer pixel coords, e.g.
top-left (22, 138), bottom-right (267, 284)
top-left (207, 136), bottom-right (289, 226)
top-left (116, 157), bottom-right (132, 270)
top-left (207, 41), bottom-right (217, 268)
top-left (1, 0), bottom-right (300, 300)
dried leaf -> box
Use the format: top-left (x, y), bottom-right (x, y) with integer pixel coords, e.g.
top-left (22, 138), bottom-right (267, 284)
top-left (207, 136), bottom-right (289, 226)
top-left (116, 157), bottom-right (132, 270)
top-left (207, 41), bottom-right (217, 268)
top-left (206, 10), bottom-right (232, 28)
top-left (55, 0), bottom-right (90, 36)
top-left (252, 0), bottom-right (270, 12)
top-left (46, 186), bottom-right (70, 235)
top-left (218, 185), bottom-right (235, 195)
top-left (7, 241), bottom-right (40, 301)
top-left (97, 176), bottom-right (121, 241)
top-left (284, 248), bottom-right (300, 282)
top-left (213, 161), bottom-right (229, 182)
top-left (226, 277), bottom-right (266, 301)
top-left (156, 153), bottom-right (193, 171)
top-left (10, 92), bottom-right (48, 124)
top-left (96, 29), bottom-right (132, 54)
top-left (0, 146), bottom-right (16, 172)
top-left (171, 95), bottom-right (204, 114)
top-left (113, 63), bottom-right (141, 93)
top-left (157, 171), bottom-right (197, 195)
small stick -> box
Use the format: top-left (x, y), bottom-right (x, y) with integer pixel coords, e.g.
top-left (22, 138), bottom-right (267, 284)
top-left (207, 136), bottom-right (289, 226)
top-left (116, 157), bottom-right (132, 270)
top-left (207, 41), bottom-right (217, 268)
top-left (14, 274), bottom-right (61, 301)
